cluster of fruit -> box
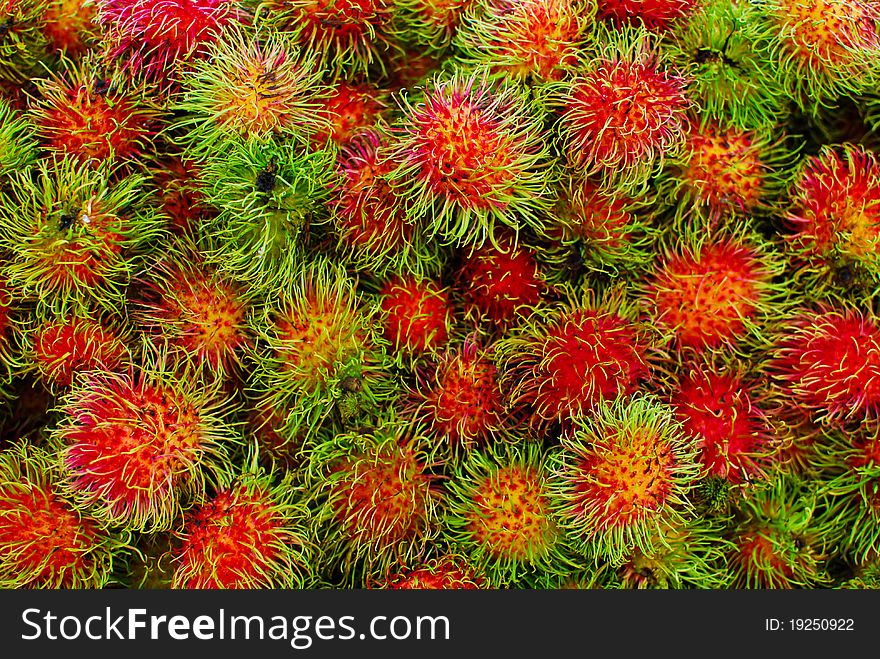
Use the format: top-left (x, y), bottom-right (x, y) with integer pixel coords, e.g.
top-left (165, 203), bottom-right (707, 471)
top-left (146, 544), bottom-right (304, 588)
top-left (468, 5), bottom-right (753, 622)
top-left (1, 0), bottom-right (880, 590)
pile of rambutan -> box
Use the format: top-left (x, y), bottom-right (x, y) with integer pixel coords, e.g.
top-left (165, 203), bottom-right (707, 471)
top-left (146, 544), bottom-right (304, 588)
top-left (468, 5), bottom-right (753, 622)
top-left (1, 0), bottom-right (880, 591)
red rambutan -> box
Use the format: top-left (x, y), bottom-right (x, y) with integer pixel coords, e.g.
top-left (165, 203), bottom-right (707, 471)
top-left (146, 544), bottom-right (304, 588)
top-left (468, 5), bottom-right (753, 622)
top-left (312, 80), bottom-right (389, 147)
top-left (379, 274), bottom-right (452, 357)
top-left (597, 0), bottom-right (695, 30)
top-left (41, 0), bottom-right (98, 56)
top-left (371, 553), bottom-right (488, 589)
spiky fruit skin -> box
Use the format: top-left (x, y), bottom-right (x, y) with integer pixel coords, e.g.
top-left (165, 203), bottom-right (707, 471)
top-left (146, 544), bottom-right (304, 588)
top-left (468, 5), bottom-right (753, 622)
top-left (262, 0), bottom-right (394, 78)
top-left (41, 0), bottom-right (98, 56)
top-left (667, 0), bottom-right (787, 129)
top-left (52, 361), bottom-right (236, 532)
top-left (308, 425), bottom-right (443, 585)
top-left (30, 59), bottom-right (162, 168)
top-left (641, 231), bottom-right (782, 353)
top-left (768, 0), bottom-right (880, 113)
top-left (0, 281), bottom-right (14, 385)
top-left (454, 0), bottom-right (592, 83)
top-left (0, 441), bottom-right (128, 588)
top-left (671, 366), bottom-right (773, 484)
top-left (769, 307), bottom-right (880, 424)
top-left (97, 0), bottom-right (245, 84)
top-left (174, 28), bottom-right (328, 160)
top-left (811, 421), bottom-right (880, 563)
top-left (391, 0), bottom-right (475, 52)
top-left (20, 315), bottom-right (131, 392)
top-left (550, 394), bottom-right (701, 565)
top-left (250, 261), bottom-right (393, 440)
top-left (660, 122), bottom-right (789, 223)
top-left (0, 156), bottom-right (163, 316)
top-left (379, 274), bottom-right (452, 357)
top-left (199, 138), bottom-right (336, 291)
top-left (383, 71), bottom-right (554, 246)
top-left (0, 0), bottom-right (47, 82)
top-left (556, 26), bottom-right (692, 192)
top-left (372, 554), bottom-right (487, 589)
top-left (597, 0), bottom-right (694, 30)
top-left (332, 131), bottom-right (440, 276)
top-left (497, 290), bottom-right (650, 432)
top-left (134, 243), bottom-right (252, 380)
top-left (456, 236), bottom-right (544, 330)
top-left (728, 477), bottom-right (829, 588)
top-left (312, 81), bottom-right (388, 147)
top-left (784, 144), bottom-right (880, 301)
top-left (0, 96), bottom-right (36, 178)
top-left (407, 337), bottom-right (506, 453)
top-left (150, 156), bottom-right (215, 235)
top-left (444, 443), bottom-right (569, 586)
top-left (170, 470), bottom-right (312, 588)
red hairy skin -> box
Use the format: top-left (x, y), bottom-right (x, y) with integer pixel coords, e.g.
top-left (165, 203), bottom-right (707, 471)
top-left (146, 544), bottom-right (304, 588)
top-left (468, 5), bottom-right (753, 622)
top-left (598, 0), bottom-right (695, 30)
top-left (380, 275), bottom-right (452, 356)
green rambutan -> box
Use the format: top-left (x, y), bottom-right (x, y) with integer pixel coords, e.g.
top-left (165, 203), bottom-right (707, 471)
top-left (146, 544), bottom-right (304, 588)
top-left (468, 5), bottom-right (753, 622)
top-left (454, 0), bottom-right (593, 84)
top-left (382, 70), bottom-right (555, 247)
top-left (0, 155), bottom-right (164, 316)
top-left (549, 394), bottom-right (701, 565)
top-left (249, 260), bottom-right (394, 440)
top-left (783, 143), bottom-right (880, 301)
top-left (198, 137), bottom-right (336, 291)
top-left (766, 0), bottom-right (880, 113)
top-left (444, 442), bottom-right (572, 586)
top-left (170, 465), bottom-right (312, 588)
top-left (30, 57), bottom-right (164, 168)
top-left (640, 225), bottom-right (784, 354)
top-left (390, 0), bottom-right (475, 52)
top-left (727, 476), bottom-right (830, 588)
top-left (496, 286), bottom-right (650, 432)
top-left (378, 273), bottom-right (452, 358)
top-left (51, 348), bottom-right (239, 532)
top-left (307, 421), bottom-right (443, 585)
top-left (0, 0), bottom-right (47, 83)
top-left (0, 95), bottom-right (36, 178)
top-left (174, 27), bottom-right (329, 160)
top-left (667, 0), bottom-right (788, 129)
top-left (0, 440), bottom-right (129, 588)
top-left (768, 305), bottom-right (880, 424)
top-left (555, 25), bottom-right (692, 192)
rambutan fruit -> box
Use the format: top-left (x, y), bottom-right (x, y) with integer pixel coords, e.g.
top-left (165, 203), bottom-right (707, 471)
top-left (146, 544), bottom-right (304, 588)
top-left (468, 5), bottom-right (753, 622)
top-left (198, 137), bottom-right (336, 291)
top-left (783, 144), bottom-right (880, 301)
top-left (331, 130), bottom-right (442, 276)
top-left (444, 442), bottom-right (572, 586)
top-left (51, 350), bottom-right (239, 532)
top-left (170, 466), bottom-right (312, 588)
top-left (839, 560), bottom-right (880, 589)
top-left (453, 0), bottom-right (593, 84)
top-left (0, 155), bottom-right (164, 316)
top-left (667, 0), bottom-right (788, 129)
top-left (597, 0), bottom-right (694, 31)
top-left (555, 25), bottom-right (692, 192)
top-left (258, 0), bottom-right (395, 78)
top-left (640, 226), bottom-right (784, 354)
top-left (670, 362), bottom-right (774, 484)
top-left (766, 0), bottom-right (880, 113)
top-left (383, 45), bottom-right (442, 90)
top-left (13, 312), bottom-right (132, 394)
top-left (133, 239), bottom-right (253, 381)
top-left (390, 0), bottom-right (475, 52)
top-left (174, 27), bottom-right (329, 160)
top-left (768, 305), bottom-right (880, 424)
top-left (549, 394), bottom-right (701, 565)
top-left (96, 0), bottom-right (247, 84)
top-left (727, 476), bottom-right (830, 588)
top-left (41, 0), bottom-right (98, 57)
top-left (311, 80), bottom-right (389, 147)
top-left (307, 422), bottom-right (443, 585)
top-left (454, 232), bottom-right (545, 331)
top-left (659, 120), bottom-right (792, 224)
top-left (149, 155), bottom-right (216, 235)
top-left (405, 335), bottom-right (507, 454)
top-left (249, 260), bottom-right (394, 440)
top-left (811, 419), bottom-right (880, 563)
top-left (496, 287), bottom-right (650, 432)
top-left (0, 0), bottom-right (47, 83)
top-left (382, 70), bottom-right (555, 247)
top-left (29, 57), bottom-right (163, 168)
top-left (0, 95), bottom-right (36, 178)
top-left (541, 172), bottom-right (656, 280)
top-left (0, 440), bottom-right (130, 588)
top-left (370, 553), bottom-right (488, 589)
top-left (378, 273), bottom-right (452, 358)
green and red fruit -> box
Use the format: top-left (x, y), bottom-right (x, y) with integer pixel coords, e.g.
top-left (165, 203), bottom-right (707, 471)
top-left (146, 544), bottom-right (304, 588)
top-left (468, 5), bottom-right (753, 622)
top-left (41, 0), bottom-right (98, 56)
top-left (0, 0), bottom-right (47, 83)
top-left (312, 80), bottom-right (389, 147)
top-left (0, 96), bottom-right (36, 178)
top-left (371, 553), bottom-right (488, 589)
top-left (390, 0), bottom-right (475, 52)
top-left (379, 274), bottom-right (452, 358)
